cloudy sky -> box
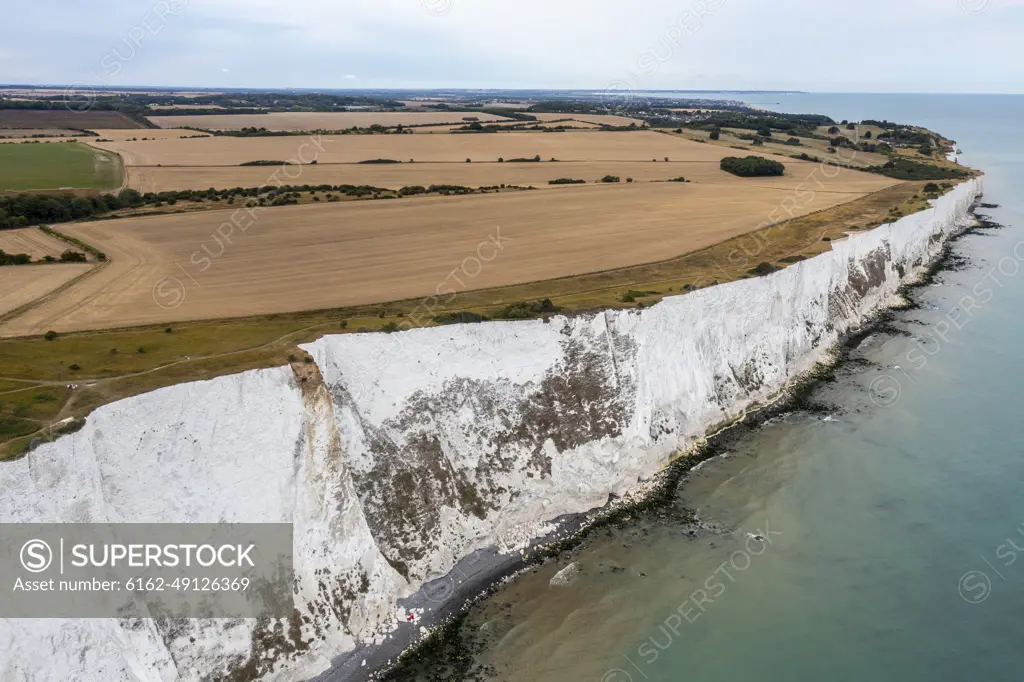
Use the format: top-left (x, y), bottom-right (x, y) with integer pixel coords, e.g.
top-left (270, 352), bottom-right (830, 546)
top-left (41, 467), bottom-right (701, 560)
top-left (3, 0), bottom-right (1021, 93)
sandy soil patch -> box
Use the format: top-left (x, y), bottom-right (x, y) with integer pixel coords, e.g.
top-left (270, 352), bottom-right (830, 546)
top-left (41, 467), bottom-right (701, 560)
top-left (147, 112), bottom-right (515, 131)
top-left (0, 228), bottom-right (72, 259)
top-left (0, 180), bottom-right (892, 335)
top-left (0, 264), bottom-right (93, 317)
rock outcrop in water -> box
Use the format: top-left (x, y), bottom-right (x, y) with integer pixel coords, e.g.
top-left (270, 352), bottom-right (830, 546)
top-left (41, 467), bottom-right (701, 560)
top-left (0, 178), bottom-right (982, 681)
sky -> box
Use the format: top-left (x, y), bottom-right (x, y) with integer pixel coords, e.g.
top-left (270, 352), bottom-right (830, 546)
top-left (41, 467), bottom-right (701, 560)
top-left (2, 0), bottom-right (1022, 93)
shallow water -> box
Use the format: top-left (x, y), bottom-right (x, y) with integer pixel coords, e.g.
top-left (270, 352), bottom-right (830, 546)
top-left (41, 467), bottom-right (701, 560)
top-left (404, 94), bottom-right (1024, 682)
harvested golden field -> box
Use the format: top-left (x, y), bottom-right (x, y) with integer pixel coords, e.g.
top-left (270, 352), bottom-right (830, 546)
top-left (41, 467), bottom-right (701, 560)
top-left (0, 264), bottom-right (93, 317)
top-left (98, 130), bottom-right (751, 167)
top-left (530, 112), bottom-right (642, 126)
top-left (0, 228), bottom-right (72, 259)
top-left (147, 111), bottom-right (514, 131)
top-left (420, 120), bottom-right (602, 132)
top-left (0, 179), bottom-right (897, 336)
top-left (127, 156), bottom-right (896, 194)
top-left (149, 104), bottom-right (226, 110)
top-left (88, 128), bottom-right (212, 141)
top-left (668, 127), bottom-right (890, 169)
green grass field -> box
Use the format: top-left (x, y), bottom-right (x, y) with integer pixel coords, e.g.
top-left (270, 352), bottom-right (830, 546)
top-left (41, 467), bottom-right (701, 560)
top-left (0, 142), bottom-right (122, 191)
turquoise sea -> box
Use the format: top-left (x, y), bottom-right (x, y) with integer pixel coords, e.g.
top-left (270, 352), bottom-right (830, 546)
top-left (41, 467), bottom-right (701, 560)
top-left (411, 94), bottom-right (1024, 682)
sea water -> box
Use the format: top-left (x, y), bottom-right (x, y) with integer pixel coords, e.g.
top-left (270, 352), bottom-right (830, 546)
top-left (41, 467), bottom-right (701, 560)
top-left (407, 94), bottom-right (1024, 682)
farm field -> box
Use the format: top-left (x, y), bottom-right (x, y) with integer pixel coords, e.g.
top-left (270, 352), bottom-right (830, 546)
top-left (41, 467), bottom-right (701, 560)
top-left (147, 111), bottom-right (515, 130)
top-left (0, 109), bottom-right (143, 129)
top-left (0, 128), bottom-right (90, 139)
top-left (126, 156), bottom-right (897, 193)
top-left (0, 228), bottom-right (72, 259)
top-left (0, 263), bottom-right (93, 317)
top-left (95, 130), bottom-right (762, 167)
top-left (530, 112), bottom-right (643, 126)
top-left (0, 179), bottom-right (897, 336)
top-left (669, 127), bottom-right (890, 169)
top-left (0, 141), bottom-right (123, 191)
top-left (149, 104), bottom-right (226, 110)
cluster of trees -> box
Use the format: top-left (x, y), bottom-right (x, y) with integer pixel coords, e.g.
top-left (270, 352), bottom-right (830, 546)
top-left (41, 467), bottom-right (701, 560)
top-left (867, 158), bottom-right (968, 181)
top-left (0, 191), bottom-right (139, 228)
top-left (549, 178), bottom-right (586, 185)
top-left (496, 298), bottom-right (558, 320)
top-left (0, 250), bottom-right (31, 265)
top-left (398, 184), bottom-right (475, 196)
top-left (0, 184), bottom-right (416, 229)
top-left (720, 156), bottom-right (786, 177)
top-left (0, 249), bottom-right (85, 266)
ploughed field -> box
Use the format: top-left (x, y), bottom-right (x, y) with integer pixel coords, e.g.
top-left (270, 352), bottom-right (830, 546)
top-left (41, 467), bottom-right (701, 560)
top-left (0, 110), bottom-right (143, 129)
top-left (0, 176), bottom-right (897, 336)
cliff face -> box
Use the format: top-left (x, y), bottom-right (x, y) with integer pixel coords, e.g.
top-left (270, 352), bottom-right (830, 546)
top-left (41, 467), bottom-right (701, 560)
top-left (0, 178), bottom-right (982, 681)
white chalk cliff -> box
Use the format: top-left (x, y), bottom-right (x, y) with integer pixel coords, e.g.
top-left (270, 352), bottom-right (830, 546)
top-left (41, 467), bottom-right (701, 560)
top-left (0, 177), bottom-right (982, 681)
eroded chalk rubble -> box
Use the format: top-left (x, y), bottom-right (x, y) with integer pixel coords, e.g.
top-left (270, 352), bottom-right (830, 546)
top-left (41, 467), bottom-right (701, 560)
top-left (0, 178), bottom-right (982, 681)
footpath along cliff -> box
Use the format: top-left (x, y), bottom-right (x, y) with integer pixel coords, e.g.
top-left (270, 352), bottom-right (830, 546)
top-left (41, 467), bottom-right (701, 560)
top-left (0, 177), bottom-right (983, 681)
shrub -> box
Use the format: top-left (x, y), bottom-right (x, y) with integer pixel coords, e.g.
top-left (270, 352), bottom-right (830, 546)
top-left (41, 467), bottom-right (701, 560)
top-left (667, 176), bottom-right (686, 182)
top-left (339, 320), bottom-right (348, 329)
top-left (599, 175), bottom-right (621, 183)
top-left (69, 364), bottom-right (81, 371)
top-left (497, 298), bottom-right (557, 320)
top-left (288, 354), bottom-right (298, 362)
top-left (846, 122), bottom-right (856, 130)
top-left (44, 331), bottom-right (58, 341)
top-left (709, 130), bottom-right (720, 140)
top-left (381, 322), bottom-right (400, 333)
top-left (719, 156), bottom-right (785, 177)
top-left (749, 262), bottom-right (780, 276)
top-left (785, 137), bottom-right (801, 146)
top-left (433, 311), bottom-right (488, 325)
top-left (924, 182), bottom-right (940, 193)
top-left (828, 126), bottom-right (840, 134)
top-left (164, 327), bottom-right (173, 334)
top-left (549, 178), bottom-right (586, 185)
